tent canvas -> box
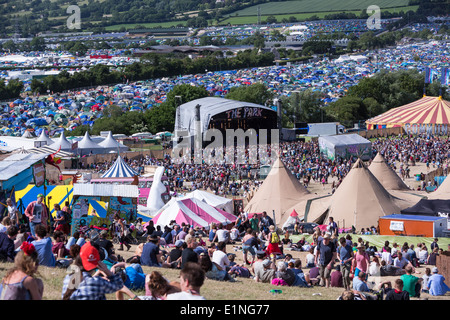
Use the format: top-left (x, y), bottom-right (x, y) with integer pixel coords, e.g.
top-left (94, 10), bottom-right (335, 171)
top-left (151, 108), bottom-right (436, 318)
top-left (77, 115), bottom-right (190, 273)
top-left (48, 131), bottom-right (73, 151)
top-left (401, 199), bottom-right (450, 221)
top-left (307, 159), bottom-right (410, 230)
top-left (244, 157), bottom-right (314, 228)
top-left (368, 153), bottom-right (410, 191)
top-left (98, 131), bottom-right (129, 152)
top-left (282, 209), bottom-right (302, 230)
top-left (151, 198), bottom-right (237, 228)
top-left (427, 175), bottom-right (450, 200)
top-left (101, 155), bottom-right (138, 178)
top-left (181, 189), bottom-right (234, 214)
top-left (318, 134), bottom-right (372, 161)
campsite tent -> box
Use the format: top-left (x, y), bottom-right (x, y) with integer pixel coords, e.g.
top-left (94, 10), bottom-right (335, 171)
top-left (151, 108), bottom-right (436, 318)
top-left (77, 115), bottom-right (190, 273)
top-left (101, 155), bottom-right (138, 178)
top-left (151, 197), bottom-right (237, 228)
top-left (282, 209), bottom-right (302, 230)
top-left (244, 157), bottom-right (314, 228)
top-left (366, 96), bottom-right (450, 134)
top-left (98, 131), bottom-right (129, 153)
top-left (368, 153), bottom-right (410, 191)
top-left (35, 130), bottom-right (54, 146)
top-left (318, 134), bottom-right (372, 161)
top-left (305, 159), bottom-right (410, 230)
top-left (181, 189), bottom-right (234, 214)
top-left (48, 131), bottom-right (73, 151)
top-left (77, 131), bottom-right (105, 155)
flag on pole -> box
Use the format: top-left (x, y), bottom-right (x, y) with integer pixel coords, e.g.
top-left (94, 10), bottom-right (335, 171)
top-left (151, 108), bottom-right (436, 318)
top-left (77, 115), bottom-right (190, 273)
top-left (441, 67), bottom-right (449, 86)
top-left (425, 67), bottom-right (434, 84)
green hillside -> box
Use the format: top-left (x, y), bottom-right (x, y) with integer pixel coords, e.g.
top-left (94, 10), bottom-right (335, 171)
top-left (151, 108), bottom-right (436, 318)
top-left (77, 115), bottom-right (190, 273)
top-left (232, 0), bottom-right (412, 16)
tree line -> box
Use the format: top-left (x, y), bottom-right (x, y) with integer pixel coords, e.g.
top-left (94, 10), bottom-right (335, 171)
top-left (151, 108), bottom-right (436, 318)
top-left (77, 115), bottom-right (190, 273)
top-left (30, 49), bottom-right (275, 94)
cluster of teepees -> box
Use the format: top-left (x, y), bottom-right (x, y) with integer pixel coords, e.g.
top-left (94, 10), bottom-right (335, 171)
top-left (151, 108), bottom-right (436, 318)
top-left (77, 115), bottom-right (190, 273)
top-left (246, 153), bottom-right (430, 231)
top-left (244, 157), bottom-right (320, 229)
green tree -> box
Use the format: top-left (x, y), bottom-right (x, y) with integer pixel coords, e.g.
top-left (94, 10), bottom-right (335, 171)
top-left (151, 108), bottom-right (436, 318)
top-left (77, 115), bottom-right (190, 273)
top-left (226, 83), bottom-right (273, 106)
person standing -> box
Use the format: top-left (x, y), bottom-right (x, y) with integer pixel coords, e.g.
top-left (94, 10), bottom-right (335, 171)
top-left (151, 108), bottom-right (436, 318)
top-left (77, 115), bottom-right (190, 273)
top-left (24, 194), bottom-right (48, 238)
top-left (337, 237), bottom-right (353, 290)
top-left (6, 198), bottom-right (20, 227)
top-left (315, 233), bottom-right (337, 288)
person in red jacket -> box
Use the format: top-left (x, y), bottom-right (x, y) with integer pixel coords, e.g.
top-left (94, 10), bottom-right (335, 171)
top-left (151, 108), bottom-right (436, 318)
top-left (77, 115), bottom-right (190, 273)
top-left (24, 194), bottom-right (48, 237)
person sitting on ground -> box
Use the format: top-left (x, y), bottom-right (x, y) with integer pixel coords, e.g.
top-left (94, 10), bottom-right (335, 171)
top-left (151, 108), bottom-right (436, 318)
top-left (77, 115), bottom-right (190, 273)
top-left (330, 264), bottom-right (343, 288)
top-left (93, 230), bottom-right (117, 263)
top-left (138, 270), bottom-right (180, 300)
top-left (31, 225), bottom-right (55, 268)
top-left (0, 226), bottom-right (19, 262)
top-left (212, 223), bottom-right (230, 244)
top-left (427, 247), bottom-right (439, 266)
top-left (421, 267), bottom-right (431, 293)
top-left (306, 247), bottom-right (316, 268)
top-left (61, 242), bottom-right (124, 300)
top-left (337, 289), bottom-right (366, 300)
top-left (393, 252), bottom-right (415, 273)
top-left (140, 235), bottom-right (162, 267)
top-left (254, 256), bottom-right (276, 284)
top-left (162, 240), bottom-right (184, 269)
top-left (211, 241), bottom-right (231, 272)
top-left (52, 230), bottom-right (70, 260)
top-left (0, 217), bottom-right (12, 233)
top-left (166, 262), bottom-right (206, 300)
top-left (400, 265), bottom-right (422, 298)
top-left (380, 259), bottom-right (405, 276)
top-left (385, 279), bottom-right (410, 300)
top-left (352, 271), bottom-right (370, 293)
top-left (0, 242), bottom-right (44, 300)
top-left (272, 260), bottom-right (296, 286)
top-left (290, 259), bottom-right (313, 287)
top-left (180, 236), bottom-right (198, 270)
top-left (199, 252), bottom-right (228, 281)
top-left (428, 267), bottom-right (450, 296)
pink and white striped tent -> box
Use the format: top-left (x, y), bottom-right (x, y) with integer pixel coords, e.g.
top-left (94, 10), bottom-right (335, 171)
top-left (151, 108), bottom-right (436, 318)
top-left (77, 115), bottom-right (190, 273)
top-left (151, 197), bottom-right (237, 228)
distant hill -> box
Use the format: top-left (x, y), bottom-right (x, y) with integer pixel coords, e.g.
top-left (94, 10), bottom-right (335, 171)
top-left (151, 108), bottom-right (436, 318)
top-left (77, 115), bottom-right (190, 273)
top-left (0, 0), bottom-right (445, 36)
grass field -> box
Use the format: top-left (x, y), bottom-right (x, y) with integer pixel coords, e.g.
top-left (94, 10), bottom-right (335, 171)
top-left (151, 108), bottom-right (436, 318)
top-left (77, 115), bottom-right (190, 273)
top-left (220, 5), bottom-right (418, 25)
top-left (1, 233), bottom-right (448, 301)
top-left (232, 0), bottom-right (411, 16)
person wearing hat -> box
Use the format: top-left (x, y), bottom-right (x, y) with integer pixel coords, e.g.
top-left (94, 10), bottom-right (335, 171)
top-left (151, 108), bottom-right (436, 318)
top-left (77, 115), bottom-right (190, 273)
top-left (93, 230), bottom-right (116, 262)
top-left (140, 234), bottom-right (162, 267)
top-left (353, 242), bottom-right (370, 280)
top-left (427, 267), bottom-right (450, 296)
top-left (314, 232), bottom-right (337, 288)
top-left (24, 194), bottom-right (48, 238)
top-left (254, 255), bottom-right (276, 284)
top-left (61, 242), bottom-right (124, 300)
top-left (162, 240), bottom-right (185, 269)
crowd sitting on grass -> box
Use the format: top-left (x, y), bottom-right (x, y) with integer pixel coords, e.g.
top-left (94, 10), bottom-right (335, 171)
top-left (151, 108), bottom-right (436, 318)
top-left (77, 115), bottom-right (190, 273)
top-left (0, 210), bottom-right (449, 300)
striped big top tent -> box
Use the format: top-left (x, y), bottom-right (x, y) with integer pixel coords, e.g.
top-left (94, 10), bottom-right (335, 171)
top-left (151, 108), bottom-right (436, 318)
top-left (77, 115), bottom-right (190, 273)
top-left (366, 96), bottom-right (450, 135)
top-left (101, 155), bottom-right (138, 178)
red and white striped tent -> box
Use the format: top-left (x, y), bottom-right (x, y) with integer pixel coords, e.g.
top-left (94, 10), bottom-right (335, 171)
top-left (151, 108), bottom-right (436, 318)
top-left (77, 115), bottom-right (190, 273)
top-left (366, 96), bottom-right (450, 135)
